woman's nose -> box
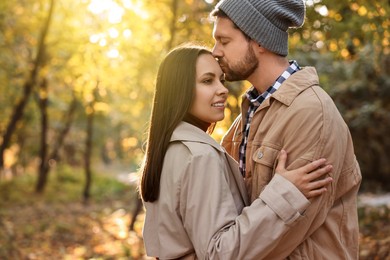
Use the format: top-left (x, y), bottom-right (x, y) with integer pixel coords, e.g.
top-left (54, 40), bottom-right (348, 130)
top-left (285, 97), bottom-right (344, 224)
top-left (218, 83), bottom-right (228, 95)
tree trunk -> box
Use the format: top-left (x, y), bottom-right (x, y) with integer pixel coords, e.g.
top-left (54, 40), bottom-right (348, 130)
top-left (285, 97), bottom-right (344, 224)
top-left (83, 84), bottom-right (98, 203)
top-left (166, 0), bottom-right (179, 51)
top-left (49, 92), bottom-right (78, 163)
top-left (35, 89), bottom-right (78, 193)
top-left (36, 78), bottom-right (49, 193)
top-left (0, 0), bottom-right (55, 174)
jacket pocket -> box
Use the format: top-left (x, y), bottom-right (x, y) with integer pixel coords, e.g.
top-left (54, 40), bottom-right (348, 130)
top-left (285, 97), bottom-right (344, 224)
top-left (252, 145), bottom-right (280, 167)
top-left (250, 146), bottom-right (279, 200)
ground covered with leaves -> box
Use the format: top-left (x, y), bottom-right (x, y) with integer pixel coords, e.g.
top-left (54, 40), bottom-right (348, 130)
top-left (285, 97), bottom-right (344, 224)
top-left (0, 166), bottom-right (389, 259)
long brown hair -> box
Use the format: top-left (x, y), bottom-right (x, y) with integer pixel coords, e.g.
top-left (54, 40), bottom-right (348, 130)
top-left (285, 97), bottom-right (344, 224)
top-left (140, 44), bottom-right (212, 202)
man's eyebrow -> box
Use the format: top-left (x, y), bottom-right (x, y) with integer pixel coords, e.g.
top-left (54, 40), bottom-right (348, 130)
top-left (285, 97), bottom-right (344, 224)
top-left (214, 35), bottom-right (230, 40)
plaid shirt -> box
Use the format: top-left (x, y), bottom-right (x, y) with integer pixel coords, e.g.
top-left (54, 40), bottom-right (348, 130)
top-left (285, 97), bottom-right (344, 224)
top-left (238, 61), bottom-right (301, 177)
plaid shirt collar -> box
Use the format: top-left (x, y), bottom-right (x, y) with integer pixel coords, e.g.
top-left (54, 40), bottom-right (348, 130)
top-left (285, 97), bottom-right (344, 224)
top-left (245, 60), bottom-right (301, 107)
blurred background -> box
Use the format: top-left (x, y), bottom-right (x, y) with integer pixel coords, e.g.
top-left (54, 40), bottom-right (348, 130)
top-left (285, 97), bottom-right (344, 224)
top-left (0, 0), bottom-right (389, 259)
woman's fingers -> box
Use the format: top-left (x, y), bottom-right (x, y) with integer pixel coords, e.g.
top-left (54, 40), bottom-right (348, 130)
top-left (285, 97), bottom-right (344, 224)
top-left (308, 177), bottom-right (333, 190)
top-left (306, 188), bottom-right (328, 198)
top-left (303, 163), bottom-right (333, 198)
top-left (275, 149), bottom-right (287, 173)
top-left (305, 165), bottom-right (333, 182)
top-left (275, 150), bottom-right (334, 199)
top-left (276, 150), bottom-right (329, 178)
top-left (305, 177), bottom-right (333, 198)
top-left (300, 157), bottom-right (328, 173)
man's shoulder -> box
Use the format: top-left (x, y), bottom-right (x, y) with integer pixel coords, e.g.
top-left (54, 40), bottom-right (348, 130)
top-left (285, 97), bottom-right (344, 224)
top-left (296, 85), bottom-right (340, 114)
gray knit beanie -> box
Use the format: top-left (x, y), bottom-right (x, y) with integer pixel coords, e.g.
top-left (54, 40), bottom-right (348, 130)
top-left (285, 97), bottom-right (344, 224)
top-left (213, 0), bottom-right (306, 56)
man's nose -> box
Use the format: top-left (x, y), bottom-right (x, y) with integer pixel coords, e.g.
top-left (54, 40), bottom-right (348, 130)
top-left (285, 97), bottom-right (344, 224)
top-left (212, 44), bottom-right (222, 58)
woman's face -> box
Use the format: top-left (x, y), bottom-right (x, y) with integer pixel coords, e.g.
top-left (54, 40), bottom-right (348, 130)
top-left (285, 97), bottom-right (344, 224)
top-left (189, 53), bottom-right (228, 124)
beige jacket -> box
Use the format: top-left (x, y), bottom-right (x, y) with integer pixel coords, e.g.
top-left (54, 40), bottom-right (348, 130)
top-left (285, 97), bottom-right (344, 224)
top-left (143, 122), bottom-right (311, 260)
top-left (222, 67), bottom-right (362, 259)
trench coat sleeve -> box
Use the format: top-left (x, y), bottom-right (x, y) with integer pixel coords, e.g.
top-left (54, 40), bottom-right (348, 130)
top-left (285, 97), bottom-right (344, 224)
top-left (179, 150), bottom-right (310, 260)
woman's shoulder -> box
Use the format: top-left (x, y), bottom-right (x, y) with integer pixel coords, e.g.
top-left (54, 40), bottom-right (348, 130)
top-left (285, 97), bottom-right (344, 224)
top-left (170, 122), bottom-right (225, 156)
top-left (168, 140), bottom-right (221, 159)
top-left (163, 141), bottom-right (225, 183)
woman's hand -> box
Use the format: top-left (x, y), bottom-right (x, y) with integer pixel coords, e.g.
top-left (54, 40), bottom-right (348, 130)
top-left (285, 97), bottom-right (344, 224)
top-left (275, 150), bottom-right (333, 199)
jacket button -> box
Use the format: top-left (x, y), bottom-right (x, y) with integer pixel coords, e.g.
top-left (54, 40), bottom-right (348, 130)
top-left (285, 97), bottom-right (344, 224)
top-left (258, 152), bottom-right (263, 159)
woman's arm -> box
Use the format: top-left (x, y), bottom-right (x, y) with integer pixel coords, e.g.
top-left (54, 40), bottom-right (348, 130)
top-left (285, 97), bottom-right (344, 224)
top-left (180, 148), bottom-right (332, 260)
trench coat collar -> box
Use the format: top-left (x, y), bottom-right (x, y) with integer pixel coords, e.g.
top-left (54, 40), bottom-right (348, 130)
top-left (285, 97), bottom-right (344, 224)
top-left (170, 122), bottom-right (225, 153)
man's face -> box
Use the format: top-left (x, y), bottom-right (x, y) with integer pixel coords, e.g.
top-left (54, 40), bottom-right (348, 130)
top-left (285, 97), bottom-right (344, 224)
top-left (212, 17), bottom-right (258, 81)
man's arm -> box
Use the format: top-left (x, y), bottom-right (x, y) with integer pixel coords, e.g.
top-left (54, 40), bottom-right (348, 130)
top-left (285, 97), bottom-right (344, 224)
top-left (262, 86), bottom-right (361, 259)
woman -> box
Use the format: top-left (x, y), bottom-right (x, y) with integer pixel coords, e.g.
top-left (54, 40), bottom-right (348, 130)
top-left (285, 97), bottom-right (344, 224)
top-left (139, 44), bottom-right (332, 259)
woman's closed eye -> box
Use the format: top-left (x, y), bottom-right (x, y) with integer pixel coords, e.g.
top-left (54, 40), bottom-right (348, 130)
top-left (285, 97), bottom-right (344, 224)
top-left (202, 77), bottom-right (214, 85)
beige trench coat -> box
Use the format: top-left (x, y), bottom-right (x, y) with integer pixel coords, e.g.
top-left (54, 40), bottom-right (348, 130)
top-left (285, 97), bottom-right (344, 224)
top-left (143, 122), bottom-right (311, 259)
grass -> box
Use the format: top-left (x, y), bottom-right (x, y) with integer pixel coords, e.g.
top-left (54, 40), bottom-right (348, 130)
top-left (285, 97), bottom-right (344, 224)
top-left (0, 164), bottom-right (147, 260)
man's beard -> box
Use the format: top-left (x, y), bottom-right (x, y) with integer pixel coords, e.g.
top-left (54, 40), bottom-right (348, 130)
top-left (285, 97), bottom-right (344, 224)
top-left (219, 44), bottom-right (258, 82)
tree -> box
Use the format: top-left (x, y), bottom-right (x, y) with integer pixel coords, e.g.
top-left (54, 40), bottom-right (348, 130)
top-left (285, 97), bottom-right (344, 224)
top-left (35, 88), bottom-right (79, 193)
top-left (0, 0), bottom-right (55, 174)
top-left (83, 83), bottom-right (99, 203)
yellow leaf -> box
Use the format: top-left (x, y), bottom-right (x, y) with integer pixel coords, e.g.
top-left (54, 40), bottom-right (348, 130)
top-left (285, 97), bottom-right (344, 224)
top-left (358, 6), bottom-right (368, 16)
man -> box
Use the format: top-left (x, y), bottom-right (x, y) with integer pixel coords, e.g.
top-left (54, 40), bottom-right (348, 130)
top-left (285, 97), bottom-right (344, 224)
top-left (211, 0), bottom-right (362, 259)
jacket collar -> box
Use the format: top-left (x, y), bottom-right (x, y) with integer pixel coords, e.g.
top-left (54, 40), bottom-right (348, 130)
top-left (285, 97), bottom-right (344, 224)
top-left (170, 122), bottom-right (225, 153)
top-left (270, 67), bottom-right (319, 106)
top-left (242, 67), bottom-right (319, 108)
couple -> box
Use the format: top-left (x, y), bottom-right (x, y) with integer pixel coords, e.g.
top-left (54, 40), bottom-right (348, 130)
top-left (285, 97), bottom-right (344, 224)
top-left (139, 0), bottom-right (362, 259)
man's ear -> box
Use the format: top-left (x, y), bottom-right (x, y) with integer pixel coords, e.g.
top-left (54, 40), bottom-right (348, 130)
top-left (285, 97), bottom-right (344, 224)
top-left (251, 40), bottom-right (266, 54)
